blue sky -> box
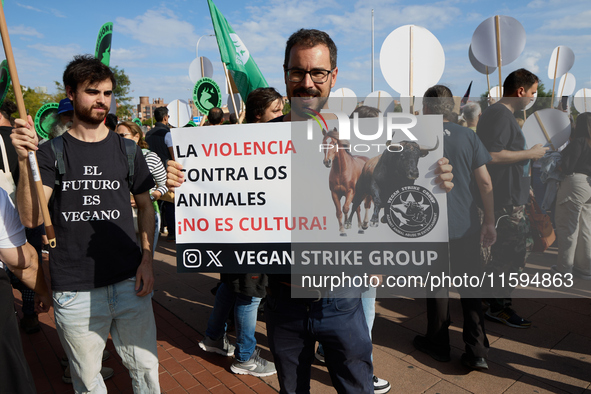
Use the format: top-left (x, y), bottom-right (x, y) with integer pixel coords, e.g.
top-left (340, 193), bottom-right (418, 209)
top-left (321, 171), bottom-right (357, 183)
top-left (1, 0), bottom-right (589, 108)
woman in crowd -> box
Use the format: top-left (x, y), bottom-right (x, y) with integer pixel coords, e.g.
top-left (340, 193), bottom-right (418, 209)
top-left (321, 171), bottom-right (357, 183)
top-left (116, 121), bottom-right (168, 253)
top-left (245, 87), bottom-right (284, 123)
top-left (554, 112), bottom-right (591, 278)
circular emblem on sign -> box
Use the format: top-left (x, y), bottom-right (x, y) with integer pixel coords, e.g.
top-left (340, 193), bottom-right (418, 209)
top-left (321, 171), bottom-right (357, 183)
top-left (193, 77), bottom-right (222, 115)
top-left (386, 185), bottom-right (439, 238)
top-left (0, 60), bottom-right (11, 106)
top-left (34, 102), bottom-right (59, 140)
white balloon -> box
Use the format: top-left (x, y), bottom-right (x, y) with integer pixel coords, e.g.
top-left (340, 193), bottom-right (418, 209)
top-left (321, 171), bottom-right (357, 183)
top-left (547, 46), bottom-right (575, 79)
top-left (167, 99), bottom-right (192, 128)
top-left (328, 88), bottom-right (357, 116)
top-left (364, 91), bottom-right (395, 113)
top-left (557, 73), bottom-right (576, 97)
top-left (573, 88), bottom-right (591, 113)
top-left (380, 25), bottom-right (445, 97)
top-left (471, 15), bottom-right (526, 67)
top-left (522, 108), bottom-right (571, 151)
top-left (469, 45), bottom-right (496, 75)
top-left (189, 56), bottom-right (214, 84)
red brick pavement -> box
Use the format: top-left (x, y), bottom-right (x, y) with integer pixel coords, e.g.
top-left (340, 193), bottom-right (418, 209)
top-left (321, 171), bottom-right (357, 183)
top-left (12, 290), bottom-right (277, 394)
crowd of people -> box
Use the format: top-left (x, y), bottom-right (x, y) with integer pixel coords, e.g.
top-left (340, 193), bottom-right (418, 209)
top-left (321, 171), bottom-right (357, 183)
top-left (0, 27), bottom-right (589, 394)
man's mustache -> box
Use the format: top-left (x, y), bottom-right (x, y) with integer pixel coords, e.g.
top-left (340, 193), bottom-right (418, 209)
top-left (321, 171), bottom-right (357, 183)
top-left (292, 87), bottom-right (322, 97)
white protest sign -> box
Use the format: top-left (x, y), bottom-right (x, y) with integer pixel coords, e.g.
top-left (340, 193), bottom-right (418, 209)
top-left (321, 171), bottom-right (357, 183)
top-left (189, 56), bottom-right (214, 84)
top-left (469, 45), bottom-right (496, 75)
top-left (525, 91), bottom-right (538, 111)
top-left (171, 116), bottom-right (448, 275)
top-left (167, 99), bottom-right (192, 128)
top-left (471, 15), bottom-right (525, 68)
top-left (557, 73), bottom-right (576, 97)
top-left (574, 88), bottom-right (591, 113)
top-left (227, 93), bottom-right (242, 115)
top-left (380, 25), bottom-right (445, 98)
top-left (547, 46), bottom-right (575, 79)
top-left (522, 108), bottom-right (570, 151)
top-left (364, 91), bottom-right (395, 113)
top-left (488, 85), bottom-right (503, 99)
top-left (328, 87), bottom-right (357, 116)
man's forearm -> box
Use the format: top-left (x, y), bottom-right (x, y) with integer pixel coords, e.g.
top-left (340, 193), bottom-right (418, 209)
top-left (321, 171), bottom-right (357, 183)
top-left (136, 194), bottom-right (155, 257)
top-left (474, 166), bottom-right (495, 225)
top-left (3, 243), bottom-right (49, 297)
top-left (488, 149), bottom-right (530, 165)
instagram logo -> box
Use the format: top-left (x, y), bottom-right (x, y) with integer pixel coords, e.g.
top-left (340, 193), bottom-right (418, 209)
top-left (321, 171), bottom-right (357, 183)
top-left (183, 249), bottom-right (202, 268)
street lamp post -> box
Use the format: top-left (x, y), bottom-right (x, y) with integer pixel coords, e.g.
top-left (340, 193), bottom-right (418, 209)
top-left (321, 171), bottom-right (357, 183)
top-left (196, 34), bottom-right (215, 59)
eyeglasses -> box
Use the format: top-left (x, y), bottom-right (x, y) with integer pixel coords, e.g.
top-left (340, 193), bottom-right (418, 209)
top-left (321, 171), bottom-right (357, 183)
top-left (118, 133), bottom-right (131, 137)
top-left (286, 68), bottom-right (334, 83)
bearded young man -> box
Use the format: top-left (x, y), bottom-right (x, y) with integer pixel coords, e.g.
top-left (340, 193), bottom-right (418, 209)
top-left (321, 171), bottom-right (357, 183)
top-left (12, 55), bottom-right (159, 394)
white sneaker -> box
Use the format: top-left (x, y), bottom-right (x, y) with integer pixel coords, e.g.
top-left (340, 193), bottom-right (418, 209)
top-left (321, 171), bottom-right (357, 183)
top-left (199, 334), bottom-right (235, 356)
top-left (230, 348), bottom-right (277, 377)
top-left (373, 375), bottom-right (391, 394)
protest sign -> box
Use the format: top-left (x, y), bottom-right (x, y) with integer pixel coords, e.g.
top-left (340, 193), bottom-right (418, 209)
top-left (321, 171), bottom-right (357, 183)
top-left (172, 115), bottom-right (449, 285)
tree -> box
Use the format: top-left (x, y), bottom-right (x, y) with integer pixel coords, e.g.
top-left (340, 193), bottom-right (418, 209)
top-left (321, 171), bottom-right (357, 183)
top-left (50, 80), bottom-right (66, 103)
top-left (5, 86), bottom-right (52, 120)
top-left (111, 66), bottom-right (134, 120)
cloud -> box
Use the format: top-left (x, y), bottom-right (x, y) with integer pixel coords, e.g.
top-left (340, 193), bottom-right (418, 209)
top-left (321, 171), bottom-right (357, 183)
top-left (111, 48), bottom-right (149, 64)
top-left (520, 51), bottom-right (542, 74)
top-left (9, 25), bottom-right (43, 38)
top-left (28, 43), bottom-right (81, 61)
top-left (546, 10), bottom-right (591, 30)
top-left (116, 9), bottom-right (199, 49)
top-left (15, 3), bottom-right (42, 12)
top-left (15, 3), bottom-right (65, 18)
top-left (50, 9), bottom-right (66, 18)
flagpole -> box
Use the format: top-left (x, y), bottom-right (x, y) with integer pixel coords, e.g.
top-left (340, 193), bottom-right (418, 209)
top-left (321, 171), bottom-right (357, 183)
top-left (0, 2), bottom-right (56, 247)
top-left (223, 63), bottom-right (239, 117)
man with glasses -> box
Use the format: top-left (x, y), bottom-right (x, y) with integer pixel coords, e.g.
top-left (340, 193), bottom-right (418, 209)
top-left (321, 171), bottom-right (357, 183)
top-left (168, 28), bottom-right (454, 394)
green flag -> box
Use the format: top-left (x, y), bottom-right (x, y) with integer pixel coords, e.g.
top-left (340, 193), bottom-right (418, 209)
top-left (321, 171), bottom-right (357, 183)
top-left (95, 22), bottom-right (113, 66)
top-left (207, 0), bottom-right (268, 101)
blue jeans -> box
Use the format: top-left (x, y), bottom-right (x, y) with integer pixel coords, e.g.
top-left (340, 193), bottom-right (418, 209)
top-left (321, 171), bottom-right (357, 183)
top-left (266, 295), bottom-right (373, 394)
top-left (318, 287), bottom-right (376, 360)
top-left (205, 282), bottom-right (261, 362)
top-left (53, 278), bottom-right (159, 394)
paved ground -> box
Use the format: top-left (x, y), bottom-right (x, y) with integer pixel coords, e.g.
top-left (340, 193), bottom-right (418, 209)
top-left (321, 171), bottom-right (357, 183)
top-left (14, 239), bottom-right (591, 393)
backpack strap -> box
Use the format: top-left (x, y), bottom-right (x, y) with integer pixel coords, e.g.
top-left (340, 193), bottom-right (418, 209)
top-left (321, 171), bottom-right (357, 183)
top-left (50, 136), bottom-right (66, 186)
top-left (123, 138), bottom-right (137, 190)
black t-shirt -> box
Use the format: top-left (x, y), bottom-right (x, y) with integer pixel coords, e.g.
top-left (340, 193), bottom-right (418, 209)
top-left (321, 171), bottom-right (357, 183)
top-left (477, 103), bottom-right (530, 208)
top-left (37, 131), bottom-right (155, 291)
top-left (0, 126), bottom-right (19, 184)
top-left (561, 138), bottom-right (591, 176)
top-left (443, 122), bottom-right (491, 239)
